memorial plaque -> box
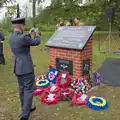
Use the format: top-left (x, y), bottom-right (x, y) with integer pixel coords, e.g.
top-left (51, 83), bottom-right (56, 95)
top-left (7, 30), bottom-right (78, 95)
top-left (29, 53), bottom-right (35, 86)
top-left (46, 26), bottom-right (96, 50)
top-left (82, 60), bottom-right (90, 76)
top-left (56, 58), bottom-right (73, 74)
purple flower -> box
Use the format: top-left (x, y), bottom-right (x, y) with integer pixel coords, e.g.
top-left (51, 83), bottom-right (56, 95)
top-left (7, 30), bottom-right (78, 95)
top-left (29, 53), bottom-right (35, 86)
top-left (93, 72), bottom-right (103, 84)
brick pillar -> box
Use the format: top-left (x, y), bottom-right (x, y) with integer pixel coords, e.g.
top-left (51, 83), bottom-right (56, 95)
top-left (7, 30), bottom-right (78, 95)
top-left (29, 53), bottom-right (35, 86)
top-left (81, 39), bottom-right (92, 71)
top-left (49, 38), bottom-right (92, 80)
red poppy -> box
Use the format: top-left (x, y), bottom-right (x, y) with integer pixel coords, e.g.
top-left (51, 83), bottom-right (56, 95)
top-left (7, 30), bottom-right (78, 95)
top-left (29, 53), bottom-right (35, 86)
top-left (56, 72), bottom-right (72, 88)
top-left (41, 92), bottom-right (60, 105)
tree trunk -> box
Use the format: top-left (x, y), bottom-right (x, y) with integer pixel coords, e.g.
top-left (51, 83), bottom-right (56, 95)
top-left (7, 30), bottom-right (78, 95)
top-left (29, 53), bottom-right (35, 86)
top-left (32, 0), bottom-right (36, 17)
top-left (32, 0), bottom-right (36, 27)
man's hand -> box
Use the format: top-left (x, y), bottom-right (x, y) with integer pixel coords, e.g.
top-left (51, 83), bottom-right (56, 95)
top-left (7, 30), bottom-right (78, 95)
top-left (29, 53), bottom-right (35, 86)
top-left (33, 28), bottom-right (40, 36)
top-left (34, 28), bottom-right (38, 33)
top-left (29, 27), bottom-right (35, 34)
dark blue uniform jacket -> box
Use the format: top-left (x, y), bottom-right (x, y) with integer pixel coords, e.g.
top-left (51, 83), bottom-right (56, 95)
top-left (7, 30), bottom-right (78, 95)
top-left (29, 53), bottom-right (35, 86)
top-left (9, 32), bottom-right (40, 75)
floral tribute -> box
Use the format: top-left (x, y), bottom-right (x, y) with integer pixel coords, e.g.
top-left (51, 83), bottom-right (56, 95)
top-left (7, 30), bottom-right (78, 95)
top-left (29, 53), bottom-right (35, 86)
top-left (33, 65), bottom-right (108, 110)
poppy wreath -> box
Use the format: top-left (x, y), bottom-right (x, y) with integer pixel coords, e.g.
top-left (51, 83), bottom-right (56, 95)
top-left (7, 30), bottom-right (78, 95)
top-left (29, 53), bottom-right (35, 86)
top-left (35, 79), bottom-right (50, 89)
top-left (70, 78), bottom-right (85, 90)
top-left (86, 96), bottom-right (108, 110)
top-left (46, 68), bottom-right (58, 84)
top-left (60, 88), bottom-right (73, 100)
top-left (33, 88), bottom-right (44, 96)
top-left (41, 92), bottom-right (60, 105)
top-left (70, 79), bottom-right (79, 90)
top-left (83, 79), bottom-right (92, 93)
top-left (56, 72), bottom-right (72, 88)
top-left (72, 93), bottom-right (88, 106)
top-left (70, 78), bottom-right (92, 94)
top-left (47, 85), bottom-right (60, 93)
top-left (35, 75), bottom-right (46, 81)
top-left (70, 79), bottom-right (85, 93)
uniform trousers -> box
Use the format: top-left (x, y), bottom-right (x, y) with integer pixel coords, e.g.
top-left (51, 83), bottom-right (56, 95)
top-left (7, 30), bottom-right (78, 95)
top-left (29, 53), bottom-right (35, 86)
top-left (16, 72), bottom-right (35, 119)
top-left (0, 43), bottom-right (5, 64)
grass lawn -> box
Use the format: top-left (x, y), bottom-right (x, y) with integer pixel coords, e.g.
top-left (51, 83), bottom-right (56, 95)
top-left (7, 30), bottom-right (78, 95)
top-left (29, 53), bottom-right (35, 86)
top-left (0, 31), bottom-right (120, 120)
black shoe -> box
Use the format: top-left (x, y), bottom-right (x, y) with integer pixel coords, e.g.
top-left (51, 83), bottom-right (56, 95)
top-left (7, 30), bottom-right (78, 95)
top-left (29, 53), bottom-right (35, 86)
top-left (19, 117), bottom-right (28, 120)
top-left (31, 106), bottom-right (36, 112)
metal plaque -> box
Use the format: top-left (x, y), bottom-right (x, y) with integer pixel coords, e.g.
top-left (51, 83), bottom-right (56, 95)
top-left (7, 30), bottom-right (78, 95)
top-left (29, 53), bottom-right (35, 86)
top-left (46, 26), bottom-right (96, 50)
top-left (56, 58), bottom-right (73, 74)
top-left (82, 60), bottom-right (90, 76)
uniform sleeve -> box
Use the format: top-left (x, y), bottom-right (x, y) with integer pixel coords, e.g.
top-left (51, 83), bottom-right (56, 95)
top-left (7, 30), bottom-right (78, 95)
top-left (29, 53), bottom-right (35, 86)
top-left (24, 33), bottom-right (40, 46)
top-left (0, 32), bottom-right (5, 41)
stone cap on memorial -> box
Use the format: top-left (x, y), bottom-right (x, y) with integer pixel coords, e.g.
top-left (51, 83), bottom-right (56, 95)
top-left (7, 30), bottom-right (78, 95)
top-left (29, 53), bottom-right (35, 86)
top-left (45, 26), bottom-right (96, 50)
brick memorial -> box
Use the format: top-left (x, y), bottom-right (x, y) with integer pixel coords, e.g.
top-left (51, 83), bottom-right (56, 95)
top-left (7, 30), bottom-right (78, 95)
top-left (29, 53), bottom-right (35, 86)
top-left (46, 26), bottom-right (96, 79)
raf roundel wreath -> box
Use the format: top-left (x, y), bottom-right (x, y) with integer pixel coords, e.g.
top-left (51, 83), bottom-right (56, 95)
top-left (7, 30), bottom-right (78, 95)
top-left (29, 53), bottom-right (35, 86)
top-left (56, 72), bottom-right (72, 88)
top-left (35, 79), bottom-right (50, 89)
top-left (41, 92), bottom-right (60, 105)
top-left (46, 68), bottom-right (58, 84)
top-left (87, 96), bottom-right (108, 110)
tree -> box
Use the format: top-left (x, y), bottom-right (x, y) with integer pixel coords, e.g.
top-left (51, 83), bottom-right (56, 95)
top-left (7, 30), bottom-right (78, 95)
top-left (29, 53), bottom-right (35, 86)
top-left (0, 0), bottom-right (15, 7)
top-left (63, 0), bottom-right (82, 7)
top-left (29, 0), bottom-right (45, 27)
top-left (22, 4), bottom-right (30, 18)
top-left (37, 4), bottom-right (43, 14)
top-left (29, 0), bottom-right (45, 17)
top-left (51, 0), bottom-right (63, 7)
top-left (92, 0), bottom-right (120, 32)
top-left (5, 5), bottom-right (16, 18)
top-left (51, 0), bottom-right (82, 9)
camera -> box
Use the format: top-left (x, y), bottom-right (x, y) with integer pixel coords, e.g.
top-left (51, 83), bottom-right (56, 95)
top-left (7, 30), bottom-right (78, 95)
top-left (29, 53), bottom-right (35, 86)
top-left (29, 27), bottom-right (38, 34)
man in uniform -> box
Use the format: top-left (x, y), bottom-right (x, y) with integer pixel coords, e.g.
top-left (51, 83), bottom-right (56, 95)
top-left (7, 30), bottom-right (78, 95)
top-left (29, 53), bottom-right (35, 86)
top-left (0, 31), bottom-right (5, 64)
top-left (9, 17), bottom-right (40, 120)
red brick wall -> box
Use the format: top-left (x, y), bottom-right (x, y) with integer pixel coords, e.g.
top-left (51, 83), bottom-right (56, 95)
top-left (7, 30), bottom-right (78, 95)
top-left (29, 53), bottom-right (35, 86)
top-left (80, 39), bottom-right (92, 76)
top-left (49, 39), bottom-right (92, 79)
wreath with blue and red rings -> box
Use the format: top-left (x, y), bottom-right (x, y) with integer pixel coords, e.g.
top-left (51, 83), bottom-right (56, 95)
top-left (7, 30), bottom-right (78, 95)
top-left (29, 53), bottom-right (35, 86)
top-left (46, 68), bottom-right (58, 84)
top-left (56, 72), bottom-right (72, 88)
